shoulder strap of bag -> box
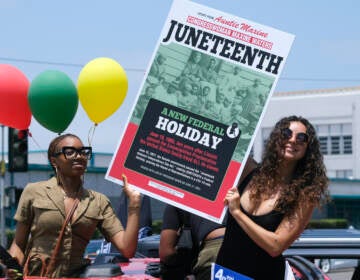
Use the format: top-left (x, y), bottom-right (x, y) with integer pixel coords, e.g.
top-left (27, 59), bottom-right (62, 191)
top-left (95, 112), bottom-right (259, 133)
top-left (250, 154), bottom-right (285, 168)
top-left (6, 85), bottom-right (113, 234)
top-left (182, 211), bottom-right (191, 228)
top-left (45, 198), bottom-right (80, 277)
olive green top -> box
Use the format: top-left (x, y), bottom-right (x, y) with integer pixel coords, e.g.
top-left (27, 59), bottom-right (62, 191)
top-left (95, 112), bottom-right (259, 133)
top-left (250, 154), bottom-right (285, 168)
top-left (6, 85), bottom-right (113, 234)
top-left (14, 177), bottom-right (123, 277)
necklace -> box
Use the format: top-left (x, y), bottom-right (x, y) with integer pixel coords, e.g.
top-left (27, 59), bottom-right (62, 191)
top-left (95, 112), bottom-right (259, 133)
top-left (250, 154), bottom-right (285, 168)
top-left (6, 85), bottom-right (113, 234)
top-left (62, 188), bottom-right (80, 199)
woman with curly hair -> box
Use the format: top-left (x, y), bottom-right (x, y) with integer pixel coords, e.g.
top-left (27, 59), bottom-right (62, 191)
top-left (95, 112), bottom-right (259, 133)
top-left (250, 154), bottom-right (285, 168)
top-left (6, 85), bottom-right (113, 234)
top-left (216, 115), bottom-right (329, 279)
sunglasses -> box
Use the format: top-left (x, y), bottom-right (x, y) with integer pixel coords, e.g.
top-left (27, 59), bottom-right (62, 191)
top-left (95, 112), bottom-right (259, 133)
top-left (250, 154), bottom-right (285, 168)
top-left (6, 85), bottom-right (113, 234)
top-left (281, 128), bottom-right (309, 144)
top-left (53, 146), bottom-right (92, 160)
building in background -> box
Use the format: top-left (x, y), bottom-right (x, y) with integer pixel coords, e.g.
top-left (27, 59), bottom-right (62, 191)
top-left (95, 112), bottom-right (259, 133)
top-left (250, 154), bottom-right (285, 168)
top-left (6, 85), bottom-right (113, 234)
top-left (2, 85), bottom-right (360, 227)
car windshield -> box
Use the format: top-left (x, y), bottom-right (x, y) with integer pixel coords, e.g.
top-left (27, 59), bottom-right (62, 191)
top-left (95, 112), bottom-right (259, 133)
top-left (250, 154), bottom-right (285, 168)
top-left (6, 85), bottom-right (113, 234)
top-left (84, 239), bottom-right (103, 256)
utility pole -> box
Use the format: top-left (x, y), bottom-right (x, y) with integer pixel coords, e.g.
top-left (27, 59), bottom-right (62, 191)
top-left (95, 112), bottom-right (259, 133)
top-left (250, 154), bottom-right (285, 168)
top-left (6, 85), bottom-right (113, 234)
top-left (0, 125), bottom-right (6, 247)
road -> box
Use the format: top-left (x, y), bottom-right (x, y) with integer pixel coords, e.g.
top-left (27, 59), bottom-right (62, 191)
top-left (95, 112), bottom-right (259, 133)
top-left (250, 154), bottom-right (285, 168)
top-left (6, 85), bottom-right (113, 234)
top-left (327, 268), bottom-right (355, 280)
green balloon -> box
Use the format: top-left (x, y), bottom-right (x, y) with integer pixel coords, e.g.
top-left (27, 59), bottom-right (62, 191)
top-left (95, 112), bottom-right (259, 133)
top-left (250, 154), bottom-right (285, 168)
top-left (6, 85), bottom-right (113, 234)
top-left (28, 70), bottom-right (78, 133)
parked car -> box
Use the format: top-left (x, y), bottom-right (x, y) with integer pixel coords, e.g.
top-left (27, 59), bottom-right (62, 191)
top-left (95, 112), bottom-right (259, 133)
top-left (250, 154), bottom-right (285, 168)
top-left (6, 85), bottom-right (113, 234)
top-left (87, 252), bottom-right (328, 280)
top-left (86, 235), bottom-right (161, 259)
top-left (284, 228), bottom-right (360, 279)
top-left (136, 234), bottom-right (161, 258)
top-left (89, 253), bottom-right (160, 279)
top-left (80, 227), bottom-right (360, 279)
top-left (84, 239), bottom-right (106, 263)
top-left (287, 256), bottom-right (331, 280)
top-left (315, 258), bottom-right (358, 273)
top-left (86, 234), bottom-right (329, 280)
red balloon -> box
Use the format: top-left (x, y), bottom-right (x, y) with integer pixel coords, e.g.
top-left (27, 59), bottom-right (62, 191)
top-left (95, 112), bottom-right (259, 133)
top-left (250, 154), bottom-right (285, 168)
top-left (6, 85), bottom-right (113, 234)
top-left (0, 64), bottom-right (31, 129)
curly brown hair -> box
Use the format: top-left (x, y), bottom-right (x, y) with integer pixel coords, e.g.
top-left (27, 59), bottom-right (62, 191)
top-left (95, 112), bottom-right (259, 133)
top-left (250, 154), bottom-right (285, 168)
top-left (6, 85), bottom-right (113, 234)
top-left (250, 116), bottom-right (329, 219)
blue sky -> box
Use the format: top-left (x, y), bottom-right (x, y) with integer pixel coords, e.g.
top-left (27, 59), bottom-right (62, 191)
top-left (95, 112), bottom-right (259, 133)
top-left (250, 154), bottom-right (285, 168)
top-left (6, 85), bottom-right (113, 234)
top-left (1, 0), bottom-right (360, 154)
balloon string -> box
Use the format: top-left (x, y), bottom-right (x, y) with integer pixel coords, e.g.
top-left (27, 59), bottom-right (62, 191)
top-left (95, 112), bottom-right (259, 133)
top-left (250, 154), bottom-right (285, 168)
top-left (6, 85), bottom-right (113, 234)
top-left (88, 123), bottom-right (97, 147)
top-left (28, 130), bottom-right (49, 163)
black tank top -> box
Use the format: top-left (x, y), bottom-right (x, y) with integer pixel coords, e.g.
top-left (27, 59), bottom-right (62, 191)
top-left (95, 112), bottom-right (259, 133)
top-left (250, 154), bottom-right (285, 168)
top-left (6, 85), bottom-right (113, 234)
top-left (216, 169), bottom-right (285, 279)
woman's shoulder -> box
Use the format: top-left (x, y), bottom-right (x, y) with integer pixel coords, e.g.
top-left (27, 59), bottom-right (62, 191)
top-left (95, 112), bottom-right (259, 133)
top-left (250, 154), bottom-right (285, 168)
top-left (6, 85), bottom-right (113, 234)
top-left (20, 178), bottom-right (57, 201)
top-left (24, 177), bottom-right (57, 191)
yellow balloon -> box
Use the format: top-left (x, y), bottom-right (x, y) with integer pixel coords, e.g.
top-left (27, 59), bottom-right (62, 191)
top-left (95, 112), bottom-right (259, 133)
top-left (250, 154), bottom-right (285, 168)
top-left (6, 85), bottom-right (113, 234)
top-left (77, 57), bottom-right (128, 124)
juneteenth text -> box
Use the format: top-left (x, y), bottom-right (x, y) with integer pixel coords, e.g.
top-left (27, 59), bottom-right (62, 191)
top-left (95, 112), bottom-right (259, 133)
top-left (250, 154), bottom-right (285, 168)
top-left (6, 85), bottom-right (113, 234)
top-left (155, 108), bottom-right (224, 150)
top-left (162, 19), bottom-right (283, 74)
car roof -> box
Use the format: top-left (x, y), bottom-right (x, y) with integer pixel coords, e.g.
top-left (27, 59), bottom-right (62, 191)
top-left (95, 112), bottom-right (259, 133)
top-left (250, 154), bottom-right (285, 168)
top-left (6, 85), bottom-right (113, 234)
top-left (284, 228), bottom-right (360, 258)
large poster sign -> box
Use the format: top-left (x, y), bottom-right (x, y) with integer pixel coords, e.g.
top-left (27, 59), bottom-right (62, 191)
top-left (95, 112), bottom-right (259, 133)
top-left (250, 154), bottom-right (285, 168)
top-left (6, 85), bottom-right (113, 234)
top-left (106, 0), bottom-right (294, 223)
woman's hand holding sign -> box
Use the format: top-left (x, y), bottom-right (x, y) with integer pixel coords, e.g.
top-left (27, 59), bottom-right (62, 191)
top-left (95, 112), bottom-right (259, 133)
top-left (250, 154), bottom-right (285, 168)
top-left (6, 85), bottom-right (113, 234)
top-left (224, 187), bottom-right (241, 215)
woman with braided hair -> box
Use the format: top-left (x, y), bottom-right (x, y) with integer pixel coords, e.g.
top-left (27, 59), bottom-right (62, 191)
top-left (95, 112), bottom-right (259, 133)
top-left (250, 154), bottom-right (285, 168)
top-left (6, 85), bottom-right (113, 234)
top-left (8, 133), bottom-right (141, 278)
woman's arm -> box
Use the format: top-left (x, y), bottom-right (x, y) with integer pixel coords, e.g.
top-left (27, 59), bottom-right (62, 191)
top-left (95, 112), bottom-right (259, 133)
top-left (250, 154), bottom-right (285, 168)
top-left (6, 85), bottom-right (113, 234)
top-left (9, 222), bottom-right (31, 265)
top-left (226, 188), bottom-right (314, 257)
top-left (109, 174), bottom-right (141, 258)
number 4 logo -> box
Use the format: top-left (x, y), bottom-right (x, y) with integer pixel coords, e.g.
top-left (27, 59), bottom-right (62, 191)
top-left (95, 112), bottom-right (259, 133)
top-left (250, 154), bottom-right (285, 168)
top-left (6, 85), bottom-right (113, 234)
top-left (214, 268), bottom-right (224, 279)
top-left (211, 263), bottom-right (253, 280)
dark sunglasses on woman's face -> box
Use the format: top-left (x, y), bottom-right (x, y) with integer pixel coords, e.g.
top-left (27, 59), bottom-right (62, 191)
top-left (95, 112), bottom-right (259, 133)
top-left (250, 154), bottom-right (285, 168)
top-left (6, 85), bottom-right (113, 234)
top-left (53, 146), bottom-right (92, 160)
top-left (281, 128), bottom-right (309, 144)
